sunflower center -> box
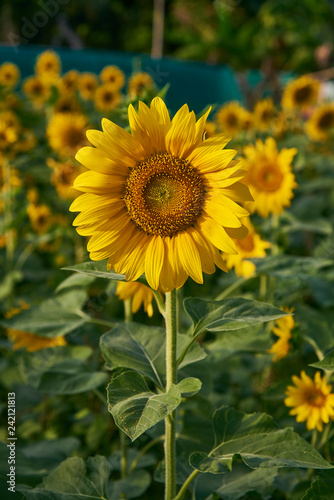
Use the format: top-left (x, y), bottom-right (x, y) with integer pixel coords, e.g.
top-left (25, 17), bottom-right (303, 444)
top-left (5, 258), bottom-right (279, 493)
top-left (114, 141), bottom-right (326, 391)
top-left (256, 164), bottom-right (283, 192)
top-left (305, 389), bottom-right (326, 408)
top-left (123, 152), bottom-right (205, 237)
top-left (294, 85), bottom-right (312, 104)
top-left (318, 111), bottom-right (334, 129)
top-left (66, 128), bottom-right (84, 147)
top-left (237, 233), bottom-right (255, 252)
top-left (226, 113), bottom-right (238, 127)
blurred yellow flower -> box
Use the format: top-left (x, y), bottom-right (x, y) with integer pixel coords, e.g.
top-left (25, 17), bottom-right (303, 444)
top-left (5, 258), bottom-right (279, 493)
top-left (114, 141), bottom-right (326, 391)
top-left (127, 72), bottom-right (154, 98)
top-left (253, 98), bottom-right (275, 131)
top-left (285, 371), bottom-right (334, 431)
top-left (58, 70), bottom-right (79, 94)
top-left (223, 218), bottom-right (270, 278)
top-left (12, 130), bottom-right (37, 153)
top-left (35, 49), bottom-right (61, 84)
top-left (27, 203), bottom-right (52, 234)
top-left (281, 75), bottom-right (319, 111)
top-left (94, 85), bottom-right (122, 111)
top-left (47, 158), bottom-right (82, 200)
top-left (54, 95), bottom-right (81, 114)
top-left (0, 121), bottom-right (17, 149)
top-left (268, 307), bottom-right (294, 362)
top-left (305, 103), bottom-right (334, 142)
top-left (47, 113), bottom-right (89, 157)
top-left (116, 281), bottom-right (154, 317)
top-left (0, 111), bottom-right (21, 130)
top-left (216, 101), bottom-right (244, 136)
top-left (243, 137), bottom-right (297, 218)
top-left (78, 73), bottom-right (98, 100)
top-left (23, 76), bottom-right (50, 106)
top-left (0, 62), bottom-right (20, 88)
top-left (100, 65), bottom-right (125, 90)
top-left (239, 109), bottom-right (254, 131)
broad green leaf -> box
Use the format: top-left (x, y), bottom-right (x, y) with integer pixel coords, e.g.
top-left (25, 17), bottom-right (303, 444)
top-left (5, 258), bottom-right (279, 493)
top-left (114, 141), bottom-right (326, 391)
top-left (189, 407), bottom-right (332, 473)
top-left (0, 290), bottom-right (88, 338)
top-left (56, 273), bottom-right (96, 293)
top-left (296, 304), bottom-right (334, 354)
top-left (38, 371), bottom-right (108, 395)
top-left (184, 297), bottom-right (288, 338)
top-left (107, 371), bottom-right (201, 440)
top-left (177, 377), bottom-right (202, 397)
top-left (301, 470), bottom-right (334, 499)
top-left (100, 322), bottom-right (205, 388)
top-left (18, 455), bottom-right (111, 500)
top-left (310, 348), bottom-right (334, 370)
top-left (62, 260), bottom-right (146, 284)
top-left (250, 255), bottom-right (333, 279)
top-left (109, 470), bottom-right (151, 499)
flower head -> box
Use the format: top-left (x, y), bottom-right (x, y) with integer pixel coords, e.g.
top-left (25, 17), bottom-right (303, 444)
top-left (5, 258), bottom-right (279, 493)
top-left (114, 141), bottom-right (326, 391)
top-left (268, 307), bottom-right (294, 362)
top-left (242, 137), bottom-right (297, 218)
top-left (58, 70), bottom-right (79, 94)
top-left (47, 113), bottom-right (89, 157)
top-left (305, 103), bottom-right (334, 142)
top-left (285, 371), bottom-right (334, 431)
top-left (35, 50), bottom-right (61, 83)
top-left (281, 75), bottom-right (320, 111)
top-left (216, 102), bottom-right (244, 137)
top-left (116, 281), bottom-right (154, 317)
top-left (47, 158), bottom-right (82, 200)
top-left (100, 65), bottom-right (125, 90)
top-left (23, 76), bottom-right (50, 106)
top-left (71, 97), bottom-right (251, 291)
top-left (253, 98), bottom-right (275, 131)
top-left (0, 62), bottom-right (20, 88)
top-left (94, 85), bottom-right (122, 112)
top-left (78, 73), bottom-right (98, 100)
top-left (27, 203), bottom-right (52, 234)
top-left (127, 72), bottom-right (154, 98)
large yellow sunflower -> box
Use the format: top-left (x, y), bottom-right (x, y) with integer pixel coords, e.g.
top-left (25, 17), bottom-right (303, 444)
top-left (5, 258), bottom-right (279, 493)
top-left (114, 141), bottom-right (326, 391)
top-left (285, 371), bottom-right (334, 431)
top-left (242, 137), bottom-right (297, 218)
top-left (305, 103), bottom-right (334, 142)
top-left (35, 49), bottom-right (61, 84)
top-left (223, 218), bottom-right (270, 278)
top-left (47, 113), bottom-right (89, 157)
top-left (71, 97), bottom-right (251, 292)
top-left (100, 65), bottom-right (125, 90)
top-left (0, 62), bottom-right (20, 88)
top-left (281, 75), bottom-right (320, 111)
top-left (216, 102), bottom-right (244, 137)
top-left (116, 281), bottom-right (154, 317)
top-left (268, 307), bottom-right (294, 362)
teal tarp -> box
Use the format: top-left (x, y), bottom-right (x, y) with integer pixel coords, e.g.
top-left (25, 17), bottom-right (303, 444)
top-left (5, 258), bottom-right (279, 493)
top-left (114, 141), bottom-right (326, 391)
top-left (0, 45), bottom-right (243, 114)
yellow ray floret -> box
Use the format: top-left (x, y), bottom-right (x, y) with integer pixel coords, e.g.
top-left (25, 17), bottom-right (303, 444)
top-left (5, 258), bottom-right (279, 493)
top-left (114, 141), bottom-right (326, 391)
top-left (116, 281), bottom-right (154, 317)
top-left (71, 97), bottom-right (252, 291)
top-left (268, 307), bottom-right (294, 362)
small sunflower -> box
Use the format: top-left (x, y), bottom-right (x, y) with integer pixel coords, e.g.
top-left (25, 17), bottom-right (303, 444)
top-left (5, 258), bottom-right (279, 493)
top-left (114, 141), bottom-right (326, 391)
top-left (35, 49), bottom-right (61, 84)
top-left (58, 70), bottom-right (79, 94)
top-left (268, 307), bottom-right (294, 362)
top-left (71, 97), bottom-right (251, 292)
top-left (27, 203), bottom-right (52, 234)
top-left (281, 75), bottom-right (320, 111)
top-left (100, 65), bottom-right (125, 90)
top-left (22, 76), bottom-right (50, 106)
top-left (0, 110), bottom-right (21, 130)
top-left (216, 102), bottom-right (244, 137)
top-left (305, 103), bottom-right (334, 142)
top-left (116, 281), bottom-right (154, 317)
top-left (239, 109), bottom-right (254, 131)
top-left (0, 62), bottom-right (20, 88)
top-left (47, 158), bottom-right (82, 200)
top-left (94, 85), bottom-right (122, 112)
top-left (127, 72), bottom-right (154, 98)
top-left (78, 73), bottom-right (98, 100)
top-left (253, 98), bottom-right (275, 131)
top-left (285, 371), bottom-right (334, 431)
top-left (47, 113), bottom-right (89, 157)
top-left (12, 130), bottom-right (37, 154)
top-left (54, 95), bottom-right (81, 114)
top-left (0, 121), bottom-right (17, 149)
top-left (242, 137), bottom-right (297, 218)
top-left (223, 218), bottom-right (270, 278)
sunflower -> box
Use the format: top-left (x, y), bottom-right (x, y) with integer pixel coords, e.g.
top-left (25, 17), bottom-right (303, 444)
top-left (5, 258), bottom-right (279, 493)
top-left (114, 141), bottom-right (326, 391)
top-left (0, 62), bottom-right (20, 88)
top-left (100, 65), bottom-right (125, 90)
top-left (27, 203), bottom-right (52, 234)
top-left (239, 109), bottom-right (254, 131)
top-left (54, 95), bottom-right (81, 114)
top-left (223, 218), bottom-right (270, 278)
top-left (22, 76), bottom-right (50, 106)
top-left (71, 97), bottom-right (251, 292)
top-left (47, 113), bottom-right (89, 157)
top-left (47, 158), bottom-right (82, 200)
top-left (116, 281), bottom-right (154, 317)
top-left (268, 307), bottom-right (294, 362)
top-left (127, 72), bottom-right (154, 98)
top-left (0, 110), bottom-right (21, 130)
top-left (285, 371), bottom-right (334, 432)
top-left (12, 130), bottom-right (37, 154)
top-left (281, 75), bottom-right (320, 111)
top-left (216, 102), bottom-right (244, 137)
top-left (242, 137), bottom-right (297, 218)
top-left (0, 121), bottom-right (17, 149)
top-left (203, 121), bottom-right (217, 139)
top-left (253, 98), bottom-right (275, 131)
top-left (94, 85), bottom-right (122, 112)
top-left (305, 103), bottom-right (334, 142)
top-left (58, 70), bottom-right (79, 94)
top-left (78, 73), bottom-right (98, 100)
top-left (35, 49), bottom-right (61, 84)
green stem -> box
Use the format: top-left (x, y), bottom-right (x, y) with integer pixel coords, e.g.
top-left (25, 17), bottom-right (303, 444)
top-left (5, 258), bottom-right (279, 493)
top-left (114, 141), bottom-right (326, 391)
top-left (259, 274), bottom-right (267, 300)
top-left (87, 317), bottom-right (114, 329)
top-left (165, 289), bottom-right (177, 500)
top-left (120, 299), bottom-right (132, 482)
top-left (174, 469), bottom-right (199, 500)
top-left (124, 299), bottom-right (133, 323)
top-left (129, 435), bottom-right (164, 473)
top-left (215, 277), bottom-right (246, 300)
top-left (176, 288), bottom-right (183, 333)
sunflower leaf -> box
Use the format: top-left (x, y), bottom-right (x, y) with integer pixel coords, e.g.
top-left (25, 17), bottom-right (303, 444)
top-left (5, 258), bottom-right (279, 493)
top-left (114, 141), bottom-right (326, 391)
top-left (301, 469), bottom-right (334, 499)
top-left (62, 260), bottom-right (147, 284)
top-left (107, 371), bottom-right (201, 441)
top-left (310, 348), bottom-right (334, 370)
top-left (189, 407), bottom-right (333, 474)
top-left (184, 297), bottom-right (288, 337)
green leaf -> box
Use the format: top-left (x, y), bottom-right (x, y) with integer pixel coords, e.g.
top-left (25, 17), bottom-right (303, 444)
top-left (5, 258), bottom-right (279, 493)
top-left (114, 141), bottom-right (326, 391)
top-left (177, 377), bottom-right (202, 397)
top-left (18, 455), bottom-right (111, 500)
top-left (0, 290), bottom-right (88, 338)
top-left (55, 273), bottom-right (96, 293)
top-left (100, 322), bottom-right (205, 387)
top-left (310, 349), bottom-right (334, 370)
top-left (107, 371), bottom-right (200, 441)
top-left (250, 255), bottom-right (333, 279)
top-left (184, 297), bottom-right (288, 338)
top-left (109, 470), bottom-right (151, 499)
top-left (38, 371), bottom-right (108, 395)
top-left (189, 407), bottom-right (333, 474)
top-left (301, 470), bottom-right (334, 499)
top-left (62, 260), bottom-right (146, 284)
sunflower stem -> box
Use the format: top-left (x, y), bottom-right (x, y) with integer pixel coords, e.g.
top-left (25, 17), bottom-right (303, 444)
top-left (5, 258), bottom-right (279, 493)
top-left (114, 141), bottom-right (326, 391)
top-left (174, 470), bottom-right (199, 500)
top-left (165, 289), bottom-right (177, 500)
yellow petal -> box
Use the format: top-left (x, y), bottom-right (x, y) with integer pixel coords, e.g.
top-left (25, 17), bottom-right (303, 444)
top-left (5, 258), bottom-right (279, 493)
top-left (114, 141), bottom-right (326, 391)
top-left (176, 231), bottom-right (203, 284)
top-left (145, 236), bottom-right (164, 290)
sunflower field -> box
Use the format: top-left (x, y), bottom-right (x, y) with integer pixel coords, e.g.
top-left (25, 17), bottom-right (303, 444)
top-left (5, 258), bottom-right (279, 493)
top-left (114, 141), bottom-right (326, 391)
top-left (1, 45), bottom-right (334, 500)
